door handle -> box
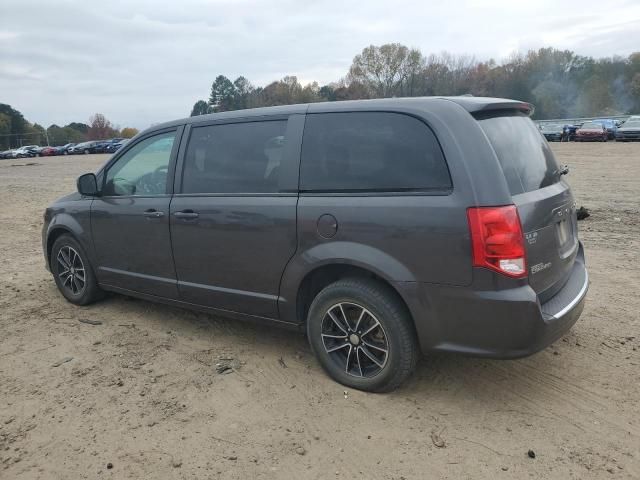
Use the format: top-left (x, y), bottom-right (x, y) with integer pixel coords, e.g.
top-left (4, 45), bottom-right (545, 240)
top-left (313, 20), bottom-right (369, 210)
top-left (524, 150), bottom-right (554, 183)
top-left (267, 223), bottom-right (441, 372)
top-left (143, 209), bottom-right (164, 218)
top-left (174, 210), bottom-right (199, 219)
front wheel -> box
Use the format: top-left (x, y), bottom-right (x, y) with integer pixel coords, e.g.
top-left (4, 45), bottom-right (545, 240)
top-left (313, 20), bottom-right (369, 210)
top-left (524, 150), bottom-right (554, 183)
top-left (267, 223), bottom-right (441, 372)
top-left (51, 234), bottom-right (103, 305)
top-left (307, 278), bottom-right (419, 392)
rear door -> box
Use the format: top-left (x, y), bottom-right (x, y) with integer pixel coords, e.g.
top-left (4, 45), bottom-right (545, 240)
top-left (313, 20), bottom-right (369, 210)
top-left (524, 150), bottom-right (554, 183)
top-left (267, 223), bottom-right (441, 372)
top-left (476, 112), bottom-right (578, 299)
top-left (170, 116), bottom-right (303, 318)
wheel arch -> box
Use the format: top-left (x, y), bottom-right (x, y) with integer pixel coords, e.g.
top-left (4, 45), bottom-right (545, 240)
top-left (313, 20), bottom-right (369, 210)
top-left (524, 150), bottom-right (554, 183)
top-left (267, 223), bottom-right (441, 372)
top-left (46, 226), bottom-right (75, 266)
top-left (290, 263), bottom-right (415, 334)
top-left (45, 212), bottom-right (92, 268)
top-left (279, 242), bottom-right (419, 324)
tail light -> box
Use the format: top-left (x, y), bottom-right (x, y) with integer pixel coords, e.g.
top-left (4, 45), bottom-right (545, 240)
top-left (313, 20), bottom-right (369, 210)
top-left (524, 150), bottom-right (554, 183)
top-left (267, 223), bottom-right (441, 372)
top-left (467, 205), bottom-right (527, 278)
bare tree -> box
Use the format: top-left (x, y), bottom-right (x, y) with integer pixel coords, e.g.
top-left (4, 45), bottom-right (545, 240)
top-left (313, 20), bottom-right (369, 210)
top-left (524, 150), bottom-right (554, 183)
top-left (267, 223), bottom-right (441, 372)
top-left (87, 113), bottom-right (116, 140)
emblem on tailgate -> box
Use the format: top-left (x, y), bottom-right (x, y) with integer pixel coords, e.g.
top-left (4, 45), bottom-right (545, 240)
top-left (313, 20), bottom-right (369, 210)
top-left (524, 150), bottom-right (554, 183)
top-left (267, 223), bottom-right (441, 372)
top-left (531, 262), bottom-right (552, 274)
top-left (525, 232), bottom-right (538, 245)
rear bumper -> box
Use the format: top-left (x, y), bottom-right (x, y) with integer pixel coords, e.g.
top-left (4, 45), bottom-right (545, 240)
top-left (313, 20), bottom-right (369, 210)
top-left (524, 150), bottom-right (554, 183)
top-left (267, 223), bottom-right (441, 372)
top-left (396, 242), bottom-right (588, 358)
top-left (576, 136), bottom-right (604, 141)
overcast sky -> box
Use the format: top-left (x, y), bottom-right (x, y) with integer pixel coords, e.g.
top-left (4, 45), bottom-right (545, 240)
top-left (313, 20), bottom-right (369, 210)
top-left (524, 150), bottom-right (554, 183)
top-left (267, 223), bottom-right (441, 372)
top-left (1, 0), bottom-right (639, 130)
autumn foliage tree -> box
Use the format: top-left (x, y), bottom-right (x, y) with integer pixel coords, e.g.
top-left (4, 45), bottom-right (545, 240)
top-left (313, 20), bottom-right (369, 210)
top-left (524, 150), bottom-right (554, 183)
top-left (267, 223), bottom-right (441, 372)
top-left (120, 127), bottom-right (139, 138)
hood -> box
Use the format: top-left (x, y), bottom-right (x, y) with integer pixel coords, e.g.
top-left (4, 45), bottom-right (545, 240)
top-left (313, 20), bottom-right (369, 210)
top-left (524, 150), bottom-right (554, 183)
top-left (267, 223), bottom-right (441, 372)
top-left (619, 125), bottom-right (640, 132)
top-left (52, 191), bottom-right (83, 205)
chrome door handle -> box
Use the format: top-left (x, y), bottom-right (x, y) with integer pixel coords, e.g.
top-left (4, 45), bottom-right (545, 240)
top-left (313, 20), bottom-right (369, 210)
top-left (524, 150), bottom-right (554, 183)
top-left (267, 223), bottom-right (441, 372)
top-left (143, 210), bottom-right (164, 218)
top-left (174, 210), bottom-right (199, 219)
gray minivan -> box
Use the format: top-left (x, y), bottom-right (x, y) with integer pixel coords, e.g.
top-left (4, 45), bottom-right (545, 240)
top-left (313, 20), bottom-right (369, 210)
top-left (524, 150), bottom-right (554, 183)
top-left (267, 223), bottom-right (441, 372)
top-left (42, 97), bottom-right (588, 392)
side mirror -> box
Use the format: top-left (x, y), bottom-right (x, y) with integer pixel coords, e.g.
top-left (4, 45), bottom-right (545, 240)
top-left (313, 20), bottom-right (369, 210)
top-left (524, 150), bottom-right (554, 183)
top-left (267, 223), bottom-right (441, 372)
top-left (77, 173), bottom-right (98, 196)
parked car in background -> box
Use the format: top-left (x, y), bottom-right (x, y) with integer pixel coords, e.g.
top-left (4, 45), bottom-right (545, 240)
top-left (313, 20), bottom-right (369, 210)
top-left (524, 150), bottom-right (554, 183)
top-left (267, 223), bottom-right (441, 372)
top-left (8, 148), bottom-right (24, 158)
top-left (100, 138), bottom-right (125, 152)
top-left (11, 145), bottom-right (40, 158)
top-left (68, 141), bottom-right (101, 154)
top-left (539, 123), bottom-right (563, 141)
top-left (27, 146), bottom-right (44, 156)
top-left (563, 124), bottom-right (580, 141)
top-left (43, 96), bottom-right (588, 392)
top-left (78, 138), bottom-right (125, 154)
top-left (93, 141), bottom-right (112, 154)
top-left (615, 120), bottom-right (640, 141)
top-left (592, 119), bottom-right (617, 139)
top-left (576, 122), bottom-right (607, 142)
top-left (40, 146), bottom-right (59, 156)
top-left (105, 139), bottom-right (129, 153)
top-left (0, 150), bottom-right (15, 159)
top-left (57, 143), bottom-right (76, 155)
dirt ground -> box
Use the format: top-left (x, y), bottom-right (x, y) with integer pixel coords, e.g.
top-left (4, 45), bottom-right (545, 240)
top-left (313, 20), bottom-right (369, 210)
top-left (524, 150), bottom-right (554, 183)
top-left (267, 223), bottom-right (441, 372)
top-left (0, 143), bottom-right (638, 479)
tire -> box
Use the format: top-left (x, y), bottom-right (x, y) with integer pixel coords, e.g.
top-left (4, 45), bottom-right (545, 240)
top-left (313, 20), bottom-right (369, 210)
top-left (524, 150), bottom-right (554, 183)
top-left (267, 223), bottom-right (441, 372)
top-left (306, 277), bottom-right (419, 392)
top-left (51, 234), bottom-right (103, 305)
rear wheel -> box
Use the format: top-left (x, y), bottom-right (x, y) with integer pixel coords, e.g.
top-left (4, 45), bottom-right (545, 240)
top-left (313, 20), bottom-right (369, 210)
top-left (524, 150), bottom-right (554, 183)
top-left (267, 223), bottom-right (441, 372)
top-left (307, 278), bottom-right (419, 392)
top-left (51, 234), bottom-right (103, 305)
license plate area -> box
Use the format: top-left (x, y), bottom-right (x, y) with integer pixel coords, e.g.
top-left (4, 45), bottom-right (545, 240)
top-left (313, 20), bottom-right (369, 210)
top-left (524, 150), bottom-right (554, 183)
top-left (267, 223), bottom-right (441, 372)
top-left (556, 218), bottom-right (570, 246)
top-left (554, 205), bottom-right (577, 258)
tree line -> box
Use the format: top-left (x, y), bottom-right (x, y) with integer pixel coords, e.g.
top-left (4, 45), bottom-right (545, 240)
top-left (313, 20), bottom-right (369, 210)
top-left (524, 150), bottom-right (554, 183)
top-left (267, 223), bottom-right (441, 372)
top-left (0, 106), bottom-right (139, 150)
top-left (192, 44), bottom-right (640, 120)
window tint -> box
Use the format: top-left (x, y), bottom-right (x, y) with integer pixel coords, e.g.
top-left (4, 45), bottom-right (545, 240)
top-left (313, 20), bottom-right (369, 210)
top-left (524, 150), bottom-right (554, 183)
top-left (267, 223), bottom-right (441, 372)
top-left (300, 112), bottom-right (451, 192)
top-left (104, 131), bottom-right (176, 196)
top-left (477, 112), bottom-right (560, 195)
top-left (182, 121), bottom-right (286, 194)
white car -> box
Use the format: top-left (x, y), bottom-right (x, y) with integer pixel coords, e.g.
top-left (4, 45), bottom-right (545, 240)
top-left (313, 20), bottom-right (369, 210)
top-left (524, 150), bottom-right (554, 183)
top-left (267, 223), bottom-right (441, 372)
top-left (11, 145), bottom-right (39, 158)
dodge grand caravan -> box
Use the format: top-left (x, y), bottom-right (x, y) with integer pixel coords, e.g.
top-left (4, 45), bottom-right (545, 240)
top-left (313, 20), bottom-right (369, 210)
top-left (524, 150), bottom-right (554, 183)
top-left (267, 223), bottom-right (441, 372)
top-left (42, 97), bottom-right (588, 392)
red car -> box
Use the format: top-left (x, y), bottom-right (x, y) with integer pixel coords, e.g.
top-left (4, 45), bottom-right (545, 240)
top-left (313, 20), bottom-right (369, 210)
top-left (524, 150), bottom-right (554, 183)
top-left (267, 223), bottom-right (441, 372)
top-left (575, 122), bottom-right (607, 142)
top-left (40, 146), bottom-right (58, 156)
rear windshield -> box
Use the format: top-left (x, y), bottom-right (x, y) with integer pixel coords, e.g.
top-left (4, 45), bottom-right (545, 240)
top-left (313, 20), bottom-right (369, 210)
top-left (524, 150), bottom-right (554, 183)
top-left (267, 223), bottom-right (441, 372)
top-left (477, 112), bottom-right (560, 195)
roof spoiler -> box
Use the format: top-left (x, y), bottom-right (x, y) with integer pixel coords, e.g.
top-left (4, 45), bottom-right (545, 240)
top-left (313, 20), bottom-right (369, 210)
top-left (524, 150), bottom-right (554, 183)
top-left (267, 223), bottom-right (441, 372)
top-left (442, 97), bottom-right (535, 117)
top-left (478, 101), bottom-right (534, 116)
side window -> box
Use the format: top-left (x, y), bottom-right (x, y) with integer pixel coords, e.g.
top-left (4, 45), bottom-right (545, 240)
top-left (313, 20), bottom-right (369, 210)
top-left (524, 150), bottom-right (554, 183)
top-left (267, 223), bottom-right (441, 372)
top-left (300, 112), bottom-right (451, 192)
top-left (104, 131), bottom-right (176, 196)
top-left (181, 120), bottom-right (287, 194)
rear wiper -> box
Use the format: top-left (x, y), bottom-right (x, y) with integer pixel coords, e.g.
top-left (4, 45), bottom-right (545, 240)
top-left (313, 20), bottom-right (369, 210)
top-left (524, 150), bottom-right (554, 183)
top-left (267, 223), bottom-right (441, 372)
top-left (557, 165), bottom-right (569, 176)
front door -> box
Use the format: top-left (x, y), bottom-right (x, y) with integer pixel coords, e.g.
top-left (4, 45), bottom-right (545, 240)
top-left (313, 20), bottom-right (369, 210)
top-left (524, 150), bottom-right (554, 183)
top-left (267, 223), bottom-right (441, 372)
top-left (170, 117), bottom-right (301, 318)
top-left (91, 128), bottom-right (181, 298)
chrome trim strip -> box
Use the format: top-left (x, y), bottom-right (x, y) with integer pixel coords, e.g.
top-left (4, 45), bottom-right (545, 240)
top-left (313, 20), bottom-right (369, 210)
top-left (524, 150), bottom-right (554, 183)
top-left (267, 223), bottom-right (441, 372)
top-left (554, 267), bottom-right (589, 319)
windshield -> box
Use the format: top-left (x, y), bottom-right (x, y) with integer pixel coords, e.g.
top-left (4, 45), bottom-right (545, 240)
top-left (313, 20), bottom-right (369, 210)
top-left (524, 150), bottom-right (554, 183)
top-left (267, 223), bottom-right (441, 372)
top-left (581, 123), bottom-right (601, 129)
top-left (477, 111), bottom-right (560, 195)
